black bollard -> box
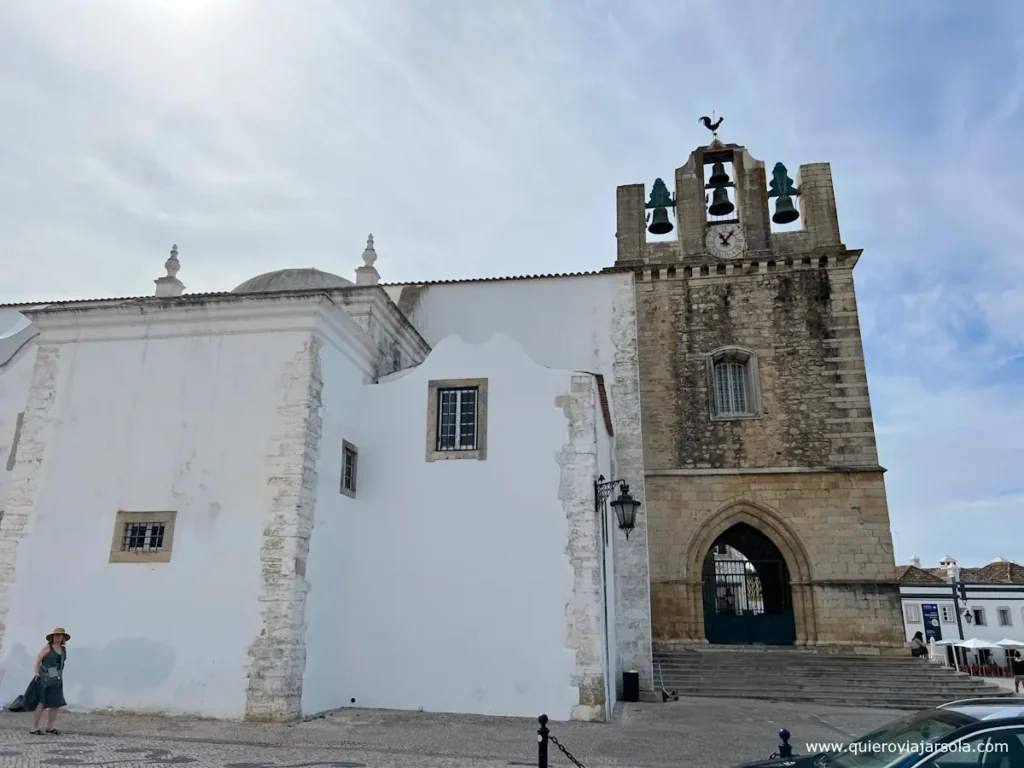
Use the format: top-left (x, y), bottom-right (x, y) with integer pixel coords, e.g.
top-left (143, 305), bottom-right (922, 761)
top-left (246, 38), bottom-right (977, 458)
top-left (778, 728), bottom-right (793, 758)
top-left (538, 714), bottom-right (549, 768)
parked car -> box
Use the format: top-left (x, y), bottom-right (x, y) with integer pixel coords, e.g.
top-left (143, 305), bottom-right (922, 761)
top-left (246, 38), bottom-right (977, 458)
top-left (735, 697), bottom-right (1024, 767)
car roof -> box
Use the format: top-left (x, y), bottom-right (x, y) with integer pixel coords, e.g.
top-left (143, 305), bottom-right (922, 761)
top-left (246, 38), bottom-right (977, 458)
top-left (939, 696), bottom-right (1024, 721)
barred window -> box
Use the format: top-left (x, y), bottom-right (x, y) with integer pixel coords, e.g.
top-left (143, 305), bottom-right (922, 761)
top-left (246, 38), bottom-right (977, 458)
top-left (109, 511), bottom-right (177, 563)
top-left (426, 379), bottom-right (488, 461)
top-left (714, 360), bottom-right (748, 415)
top-left (121, 522), bottom-right (165, 553)
top-left (707, 347), bottom-right (761, 420)
top-left (5, 411), bottom-right (24, 471)
top-left (341, 440), bottom-right (358, 497)
top-left (437, 387), bottom-right (479, 452)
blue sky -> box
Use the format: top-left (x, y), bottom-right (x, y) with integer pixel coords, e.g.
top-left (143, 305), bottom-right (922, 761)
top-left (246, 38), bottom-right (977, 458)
top-left (0, 0), bottom-right (1021, 566)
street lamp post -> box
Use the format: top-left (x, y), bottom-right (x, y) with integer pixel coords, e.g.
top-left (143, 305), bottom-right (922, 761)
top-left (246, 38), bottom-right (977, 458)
top-left (951, 573), bottom-right (969, 641)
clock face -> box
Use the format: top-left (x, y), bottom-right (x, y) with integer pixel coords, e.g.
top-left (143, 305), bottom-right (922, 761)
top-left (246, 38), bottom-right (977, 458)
top-left (705, 223), bottom-right (746, 259)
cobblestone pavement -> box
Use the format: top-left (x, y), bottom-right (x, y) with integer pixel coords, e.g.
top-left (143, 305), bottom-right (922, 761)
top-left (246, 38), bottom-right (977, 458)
top-left (0, 697), bottom-right (900, 767)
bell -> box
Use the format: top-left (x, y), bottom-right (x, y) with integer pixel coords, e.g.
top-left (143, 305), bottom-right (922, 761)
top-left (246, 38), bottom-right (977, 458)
top-left (647, 206), bottom-right (673, 235)
top-left (707, 161), bottom-right (730, 188)
top-left (707, 187), bottom-right (734, 217)
top-left (772, 194), bottom-right (799, 225)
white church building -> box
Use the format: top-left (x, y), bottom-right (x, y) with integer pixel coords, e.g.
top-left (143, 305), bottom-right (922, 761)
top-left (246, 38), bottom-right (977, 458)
top-left (0, 238), bottom-right (652, 723)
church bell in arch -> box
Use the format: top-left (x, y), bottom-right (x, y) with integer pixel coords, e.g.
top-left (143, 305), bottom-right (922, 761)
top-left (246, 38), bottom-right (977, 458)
top-left (771, 195), bottom-right (799, 224)
top-left (705, 161), bottom-right (735, 218)
top-left (707, 161), bottom-right (730, 188)
top-left (647, 207), bottom-right (672, 235)
top-left (708, 188), bottom-right (734, 218)
top-left (768, 161), bottom-right (801, 225)
top-left (645, 177), bottom-right (675, 235)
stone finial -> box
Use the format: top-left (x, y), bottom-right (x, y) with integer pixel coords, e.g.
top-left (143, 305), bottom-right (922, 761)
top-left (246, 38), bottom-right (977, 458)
top-left (909, 555), bottom-right (921, 568)
top-left (362, 234), bottom-right (377, 266)
top-left (356, 233), bottom-right (380, 286)
top-left (155, 243), bottom-right (185, 297)
top-left (166, 244), bottom-right (180, 277)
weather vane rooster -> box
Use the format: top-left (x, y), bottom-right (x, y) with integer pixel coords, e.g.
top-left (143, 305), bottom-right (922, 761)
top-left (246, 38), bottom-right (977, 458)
top-left (698, 114), bottom-right (724, 138)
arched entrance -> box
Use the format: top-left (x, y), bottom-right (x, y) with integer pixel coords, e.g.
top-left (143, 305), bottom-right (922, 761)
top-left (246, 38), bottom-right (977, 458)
top-left (701, 523), bottom-right (797, 645)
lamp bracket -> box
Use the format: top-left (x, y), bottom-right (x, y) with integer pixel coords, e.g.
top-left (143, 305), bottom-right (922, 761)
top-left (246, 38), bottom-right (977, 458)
top-left (595, 475), bottom-right (626, 507)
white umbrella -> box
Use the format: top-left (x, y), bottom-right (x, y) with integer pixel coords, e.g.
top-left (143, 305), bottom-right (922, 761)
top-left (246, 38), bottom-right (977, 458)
top-left (955, 638), bottom-right (1005, 676)
top-left (955, 638), bottom-right (1003, 649)
top-left (996, 638), bottom-right (1024, 647)
top-left (928, 638), bottom-right (957, 668)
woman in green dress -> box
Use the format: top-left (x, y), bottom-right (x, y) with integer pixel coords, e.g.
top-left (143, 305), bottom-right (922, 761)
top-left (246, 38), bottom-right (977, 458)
top-left (30, 627), bottom-right (69, 735)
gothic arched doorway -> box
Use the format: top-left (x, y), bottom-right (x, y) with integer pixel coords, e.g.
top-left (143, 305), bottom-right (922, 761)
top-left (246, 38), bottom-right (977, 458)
top-left (701, 522), bottom-right (796, 645)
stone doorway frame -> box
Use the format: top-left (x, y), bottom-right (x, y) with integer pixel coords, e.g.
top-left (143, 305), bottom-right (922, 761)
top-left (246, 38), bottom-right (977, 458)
top-left (684, 500), bottom-right (818, 645)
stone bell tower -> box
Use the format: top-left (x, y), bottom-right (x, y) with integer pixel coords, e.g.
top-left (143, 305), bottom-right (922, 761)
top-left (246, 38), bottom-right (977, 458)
top-left (614, 127), bottom-right (903, 651)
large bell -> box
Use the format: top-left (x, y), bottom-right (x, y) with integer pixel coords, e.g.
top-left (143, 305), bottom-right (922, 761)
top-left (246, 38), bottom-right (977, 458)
top-left (647, 206), bottom-right (673, 235)
top-left (707, 161), bottom-right (730, 188)
top-left (707, 187), bottom-right (734, 217)
top-left (772, 194), bottom-right (799, 225)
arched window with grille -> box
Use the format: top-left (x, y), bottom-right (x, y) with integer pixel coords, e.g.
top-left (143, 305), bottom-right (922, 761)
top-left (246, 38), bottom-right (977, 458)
top-left (706, 346), bottom-right (762, 420)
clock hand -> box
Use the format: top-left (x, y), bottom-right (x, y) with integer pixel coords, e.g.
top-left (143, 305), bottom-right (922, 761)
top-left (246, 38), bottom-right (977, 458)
top-left (723, 231), bottom-right (734, 245)
top-left (718, 233), bottom-right (729, 246)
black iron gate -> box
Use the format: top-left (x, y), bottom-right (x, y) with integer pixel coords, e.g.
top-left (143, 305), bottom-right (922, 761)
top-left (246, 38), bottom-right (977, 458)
top-left (702, 558), bottom-right (796, 645)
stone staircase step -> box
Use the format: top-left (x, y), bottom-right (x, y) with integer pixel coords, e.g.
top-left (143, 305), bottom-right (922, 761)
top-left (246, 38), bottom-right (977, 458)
top-left (654, 664), bottom-right (992, 675)
top-left (659, 681), bottom-right (1002, 693)
top-left (664, 691), bottom-right (1008, 710)
top-left (659, 680), bottom-right (1003, 693)
top-left (651, 648), bottom-right (1010, 710)
top-left (655, 664), bottom-right (985, 674)
top-left (654, 664), bottom-right (958, 673)
top-left (655, 679), bottom-right (999, 692)
top-left (659, 659), bottom-right (962, 663)
top-left (655, 668), bottom-right (997, 681)
top-left (654, 654), bottom-right (951, 663)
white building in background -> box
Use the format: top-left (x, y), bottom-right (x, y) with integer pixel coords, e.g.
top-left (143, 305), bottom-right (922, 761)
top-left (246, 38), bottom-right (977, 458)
top-left (898, 555), bottom-right (1024, 646)
top-left (710, 543), bottom-right (764, 615)
top-left (0, 239), bottom-right (653, 723)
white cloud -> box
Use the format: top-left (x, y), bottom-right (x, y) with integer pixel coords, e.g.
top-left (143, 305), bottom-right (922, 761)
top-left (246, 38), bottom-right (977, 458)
top-left (0, 0), bottom-right (1021, 564)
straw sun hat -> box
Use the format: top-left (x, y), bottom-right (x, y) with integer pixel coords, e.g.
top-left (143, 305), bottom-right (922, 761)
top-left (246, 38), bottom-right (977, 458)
top-left (45, 627), bottom-right (70, 643)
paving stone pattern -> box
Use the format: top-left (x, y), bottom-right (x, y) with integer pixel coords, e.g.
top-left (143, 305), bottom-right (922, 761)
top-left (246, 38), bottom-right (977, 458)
top-left (0, 698), bottom-right (899, 768)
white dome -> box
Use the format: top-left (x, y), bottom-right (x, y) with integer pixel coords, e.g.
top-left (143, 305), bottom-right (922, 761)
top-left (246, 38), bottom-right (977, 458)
top-left (232, 267), bottom-right (353, 293)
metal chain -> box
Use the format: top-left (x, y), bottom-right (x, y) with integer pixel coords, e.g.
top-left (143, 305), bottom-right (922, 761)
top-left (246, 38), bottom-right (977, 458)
top-left (548, 734), bottom-right (587, 768)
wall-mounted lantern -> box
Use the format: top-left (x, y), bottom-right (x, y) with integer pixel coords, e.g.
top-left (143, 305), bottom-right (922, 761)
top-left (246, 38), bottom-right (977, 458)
top-left (595, 475), bottom-right (641, 540)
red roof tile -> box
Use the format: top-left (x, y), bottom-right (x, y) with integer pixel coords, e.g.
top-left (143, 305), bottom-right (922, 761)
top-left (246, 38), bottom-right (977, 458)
top-left (896, 565), bottom-right (947, 584)
top-left (969, 561), bottom-right (1024, 584)
top-left (897, 561), bottom-right (1024, 585)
